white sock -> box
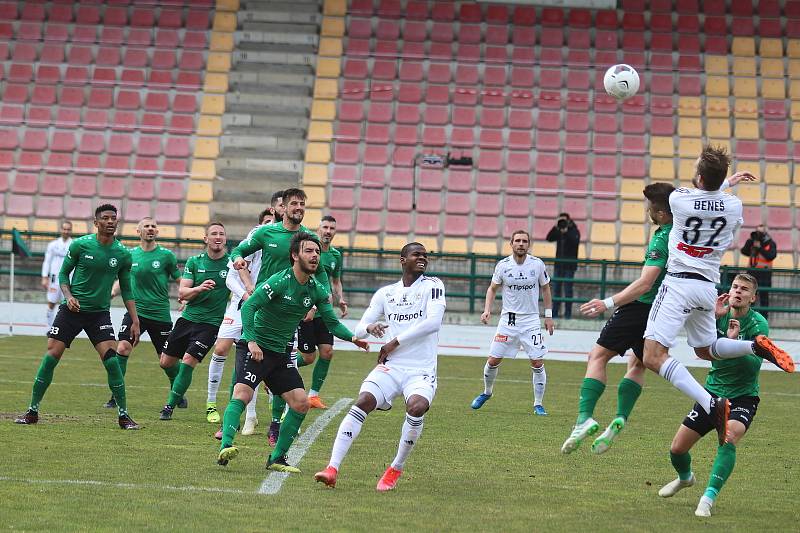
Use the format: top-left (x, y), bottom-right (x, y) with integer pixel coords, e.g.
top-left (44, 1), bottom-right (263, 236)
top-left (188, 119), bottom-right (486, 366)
top-left (390, 414), bottom-right (424, 471)
top-left (532, 365), bottom-right (546, 406)
top-left (659, 357), bottom-right (713, 414)
top-left (483, 363), bottom-right (499, 395)
top-left (291, 350), bottom-right (299, 368)
top-left (207, 354), bottom-right (226, 403)
top-left (46, 307), bottom-right (55, 328)
top-left (309, 389), bottom-right (319, 397)
top-left (246, 383), bottom-right (259, 418)
top-left (711, 338), bottom-right (755, 359)
top-left (329, 406), bottom-right (366, 470)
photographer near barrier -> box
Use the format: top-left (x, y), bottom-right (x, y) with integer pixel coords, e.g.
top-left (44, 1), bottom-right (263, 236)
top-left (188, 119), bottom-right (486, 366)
top-left (546, 213), bottom-right (580, 320)
top-left (740, 224), bottom-right (777, 318)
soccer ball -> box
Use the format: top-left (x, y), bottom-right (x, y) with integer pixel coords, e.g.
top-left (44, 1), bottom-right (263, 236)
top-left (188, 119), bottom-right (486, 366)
top-left (603, 64), bottom-right (640, 101)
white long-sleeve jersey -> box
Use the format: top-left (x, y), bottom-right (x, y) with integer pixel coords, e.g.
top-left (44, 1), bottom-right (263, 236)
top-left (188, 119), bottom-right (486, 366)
top-left (355, 275), bottom-right (446, 373)
top-left (41, 238), bottom-right (72, 278)
top-left (225, 225), bottom-right (263, 308)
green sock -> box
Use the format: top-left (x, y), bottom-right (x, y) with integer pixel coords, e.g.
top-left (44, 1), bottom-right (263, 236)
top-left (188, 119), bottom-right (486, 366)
top-left (616, 378), bottom-right (642, 420)
top-left (311, 357), bottom-right (331, 392)
top-left (272, 397), bottom-right (286, 423)
top-left (705, 442), bottom-right (736, 501)
top-left (221, 398), bottom-right (245, 449)
top-left (167, 362), bottom-right (194, 407)
top-left (29, 354), bottom-right (59, 411)
top-left (670, 451), bottom-right (693, 481)
top-left (296, 354), bottom-right (311, 368)
top-left (103, 355), bottom-right (128, 417)
top-left (228, 367), bottom-right (237, 401)
top-left (270, 408), bottom-right (306, 461)
top-left (576, 378), bottom-right (606, 424)
top-left (163, 364), bottom-right (179, 387)
top-left (117, 354), bottom-right (129, 377)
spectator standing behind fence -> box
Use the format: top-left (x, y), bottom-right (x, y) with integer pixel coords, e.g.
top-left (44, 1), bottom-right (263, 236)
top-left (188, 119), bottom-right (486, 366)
top-left (546, 213), bottom-right (580, 319)
top-left (740, 224), bottom-right (776, 317)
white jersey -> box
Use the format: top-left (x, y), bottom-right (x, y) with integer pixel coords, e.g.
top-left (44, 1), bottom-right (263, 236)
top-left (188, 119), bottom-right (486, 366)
top-left (41, 238), bottom-right (72, 279)
top-left (668, 187), bottom-right (743, 284)
top-left (356, 275), bottom-right (446, 373)
top-left (491, 255), bottom-right (550, 325)
top-left (226, 225), bottom-right (263, 309)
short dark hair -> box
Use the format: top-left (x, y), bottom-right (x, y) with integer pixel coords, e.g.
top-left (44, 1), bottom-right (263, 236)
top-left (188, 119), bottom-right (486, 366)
top-left (61, 220), bottom-right (73, 228)
top-left (400, 241), bottom-right (425, 257)
top-left (558, 212), bottom-right (571, 220)
top-left (734, 272), bottom-right (759, 293)
top-left (321, 215), bottom-right (336, 224)
top-left (205, 221), bottom-right (225, 233)
top-left (510, 230), bottom-right (530, 242)
top-left (258, 208), bottom-right (272, 223)
top-left (697, 144), bottom-right (730, 191)
top-left (289, 231), bottom-right (320, 265)
top-left (643, 182), bottom-right (675, 214)
top-left (282, 188), bottom-right (306, 204)
top-left (271, 190), bottom-right (284, 206)
top-left (95, 204), bottom-right (118, 219)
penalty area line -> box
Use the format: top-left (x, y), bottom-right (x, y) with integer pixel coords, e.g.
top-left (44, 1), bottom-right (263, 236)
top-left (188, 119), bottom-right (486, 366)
top-left (258, 397), bottom-right (352, 495)
top-left (0, 476), bottom-right (245, 494)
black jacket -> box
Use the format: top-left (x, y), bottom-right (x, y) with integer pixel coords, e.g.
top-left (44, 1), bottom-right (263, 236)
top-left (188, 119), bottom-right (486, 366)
top-left (546, 223), bottom-right (580, 269)
top-left (741, 234), bottom-right (777, 266)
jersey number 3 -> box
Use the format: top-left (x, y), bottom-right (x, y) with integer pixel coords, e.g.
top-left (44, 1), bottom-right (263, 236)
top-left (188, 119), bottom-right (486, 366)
top-left (682, 216), bottom-right (726, 246)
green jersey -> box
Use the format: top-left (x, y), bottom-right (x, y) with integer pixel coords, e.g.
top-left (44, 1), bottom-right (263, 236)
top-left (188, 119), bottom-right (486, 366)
top-left (638, 223), bottom-right (671, 305)
top-left (241, 268), bottom-right (354, 353)
top-left (130, 245), bottom-right (181, 323)
top-left (319, 245), bottom-right (343, 293)
top-left (231, 222), bottom-right (329, 289)
top-left (707, 309), bottom-right (769, 398)
top-left (59, 234), bottom-right (133, 312)
top-left (181, 252), bottom-right (231, 326)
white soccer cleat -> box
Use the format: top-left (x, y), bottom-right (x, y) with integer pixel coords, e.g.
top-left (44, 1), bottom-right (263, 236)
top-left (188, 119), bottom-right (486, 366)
top-left (658, 474), bottom-right (696, 497)
top-left (560, 418), bottom-right (599, 454)
top-left (241, 416), bottom-right (258, 436)
top-left (695, 496), bottom-right (713, 517)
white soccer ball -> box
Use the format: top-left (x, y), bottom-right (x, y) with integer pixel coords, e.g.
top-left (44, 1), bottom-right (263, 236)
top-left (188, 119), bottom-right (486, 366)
top-left (603, 64), bottom-right (640, 101)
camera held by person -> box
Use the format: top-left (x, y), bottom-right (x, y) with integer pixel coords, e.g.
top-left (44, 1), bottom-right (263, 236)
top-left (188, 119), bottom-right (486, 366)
top-left (740, 224), bottom-right (777, 317)
top-left (547, 213), bottom-right (580, 319)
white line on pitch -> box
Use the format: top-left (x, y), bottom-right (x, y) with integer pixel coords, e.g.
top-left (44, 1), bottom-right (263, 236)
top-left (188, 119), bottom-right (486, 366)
top-left (0, 476), bottom-right (245, 494)
top-left (258, 397), bottom-right (352, 495)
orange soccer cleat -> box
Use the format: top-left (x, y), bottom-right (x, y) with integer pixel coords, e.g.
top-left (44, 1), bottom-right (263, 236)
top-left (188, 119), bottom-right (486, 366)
top-left (376, 466), bottom-right (402, 492)
top-left (308, 396), bottom-right (328, 409)
top-left (314, 466), bottom-right (338, 488)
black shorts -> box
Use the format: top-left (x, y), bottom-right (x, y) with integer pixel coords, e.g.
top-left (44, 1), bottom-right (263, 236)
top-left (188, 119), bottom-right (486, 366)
top-left (596, 301), bottom-right (652, 360)
top-left (48, 305), bottom-right (116, 348)
top-left (162, 317), bottom-right (218, 362)
top-left (118, 313), bottom-right (173, 356)
top-left (683, 394), bottom-right (760, 436)
top-left (235, 341), bottom-right (303, 396)
top-left (297, 317), bottom-right (334, 354)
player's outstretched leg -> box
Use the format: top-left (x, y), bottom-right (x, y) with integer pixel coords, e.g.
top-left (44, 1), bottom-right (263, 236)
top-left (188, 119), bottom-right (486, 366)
top-left (561, 375), bottom-right (606, 453)
top-left (592, 376), bottom-right (643, 454)
top-left (316, 404), bottom-right (369, 487)
top-left (16, 353), bottom-right (60, 425)
top-left (376, 466), bottom-right (402, 492)
top-left (752, 335), bottom-right (795, 373)
top-left (561, 418), bottom-right (599, 454)
top-left (471, 360), bottom-right (498, 409)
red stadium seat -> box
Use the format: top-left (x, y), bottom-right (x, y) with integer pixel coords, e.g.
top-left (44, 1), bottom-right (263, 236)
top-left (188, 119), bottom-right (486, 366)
top-left (7, 194), bottom-right (34, 216)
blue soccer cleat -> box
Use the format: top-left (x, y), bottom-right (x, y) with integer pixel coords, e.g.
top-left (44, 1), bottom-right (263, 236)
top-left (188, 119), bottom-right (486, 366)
top-left (471, 393), bottom-right (492, 410)
top-left (533, 404), bottom-right (548, 416)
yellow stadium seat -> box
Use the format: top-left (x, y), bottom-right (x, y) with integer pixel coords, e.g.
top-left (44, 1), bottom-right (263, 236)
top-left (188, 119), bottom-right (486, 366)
top-left (761, 79), bottom-right (785, 99)
top-left (678, 159), bottom-right (696, 182)
top-left (678, 138), bottom-right (702, 158)
top-left (216, 0), bottom-right (240, 11)
top-left (764, 163), bottom-right (790, 185)
top-left (3, 217), bottom-right (28, 231)
top-left (590, 244), bottom-right (617, 261)
top-left (121, 223), bottom-right (139, 237)
top-left (321, 17), bottom-right (345, 37)
top-left (791, 81), bottom-right (800, 100)
top-left (706, 118), bottom-right (730, 138)
top-left (590, 222), bottom-right (617, 244)
top-left (304, 186), bottom-right (326, 209)
top-left (620, 224), bottom-right (646, 245)
top-left (382, 236), bottom-right (408, 251)
top-left (789, 40), bottom-right (800, 58)
top-left (303, 208), bottom-right (322, 230)
top-left (193, 138), bottom-right (219, 159)
top-left (792, 102), bottom-right (800, 120)
top-left (213, 12), bottom-right (237, 32)
top-left (708, 139), bottom-right (731, 152)
top-left (311, 100), bottom-right (337, 121)
top-left (323, 0), bottom-right (346, 16)
top-left (649, 136), bottom-right (674, 157)
top-left (473, 239), bottom-right (500, 256)
top-left (705, 97), bottom-right (730, 118)
top-left (733, 78), bottom-right (757, 98)
top-left (678, 117), bottom-right (702, 137)
top-left (204, 73), bottom-right (229, 94)
top-left (531, 241), bottom-right (555, 258)
top-left (721, 250), bottom-right (736, 267)
top-left (620, 201), bottom-right (646, 223)
top-left (793, 166), bottom-right (800, 183)
top-left (734, 119), bottom-right (760, 140)
top-left (70, 221), bottom-right (88, 234)
top-left (197, 116), bottom-right (222, 136)
top-left (704, 56), bottom-right (728, 76)
top-left (191, 159), bottom-right (216, 180)
top-left (620, 178), bottom-right (642, 200)
top-left (318, 37), bottom-right (342, 58)
top-left (183, 204), bottom-right (210, 226)
top-left (442, 238), bottom-right (468, 254)
top-left (414, 236), bottom-right (438, 254)
top-left (732, 57), bottom-right (756, 77)
top-left (759, 38), bottom-right (783, 57)
top-left (313, 78), bottom-right (338, 99)
top-left (304, 142), bottom-right (331, 164)
top-left (772, 253), bottom-right (795, 269)
top-left (187, 181), bottom-right (213, 203)
top-left (308, 121), bottom-right (333, 142)
top-left (731, 37), bottom-right (755, 56)
top-left (158, 225), bottom-right (176, 239)
top-left (180, 225), bottom-right (205, 241)
top-left (619, 246), bottom-right (644, 262)
top-left (207, 52), bottom-right (231, 73)
top-left (32, 219), bottom-right (58, 240)
top-left (705, 76), bottom-right (729, 97)
top-left (760, 58), bottom-right (784, 78)
top-left (649, 159), bottom-right (674, 181)
top-left (201, 94), bottom-right (225, 115)
top-left (736, 183), bottom-right (762, 205)
top-left (316, 57), bottom-right (341, 78)
top-left (765, 185), bottom-right (791, 206)
top-left (733, 98), bottom-right (758, 118)
top-left (735, 161), bottom-right (761, 178)
top-left (677, 96), bottom-right (701, 116)
top-left (789, 59), bottom-right (800, 79)
top-left (302, 164), bottom-right (328, 186)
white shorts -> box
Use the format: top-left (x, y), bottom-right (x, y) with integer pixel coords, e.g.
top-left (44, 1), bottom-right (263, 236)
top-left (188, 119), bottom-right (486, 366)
top-left (489, 322), bottom-right (548, 360)
top-left (216, 307), bottom-right (242, 340)
top-left (46, 275), bottom-right (62, 304)
top-left (643, 275), bottom-right (717, 349)
top-left (359, 365), bottom-right (437, 411)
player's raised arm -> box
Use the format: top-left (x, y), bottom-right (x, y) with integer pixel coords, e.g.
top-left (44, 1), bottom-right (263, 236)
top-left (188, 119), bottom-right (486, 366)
top-left (317, 299), bottom-right (368, 350)
top-left (225, 263), bottom-right (249, 302)
top-left (581, 265), bottom-right (663, 317)
top-left (230, 227), bottom-right (264, 269)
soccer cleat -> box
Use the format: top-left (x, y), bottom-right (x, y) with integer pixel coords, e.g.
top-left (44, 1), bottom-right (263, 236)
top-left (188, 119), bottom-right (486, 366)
top-left (214, 429), bottom-right (223, 440)
top-left (376, 466), bottom-right (402, 492)
top-left (241, 417), bottom-right (258, 436)
top-left (695, 496), bottom-right (713, 518)
top-left (267, 455), bottom-right (300, 473)
top-left (533, 404), bottom-right (548, 416)
top-left (658, 474), bottom-right (696, 497)
top-left (217, 445), bottom-right (239, 466)
top-left (314, 466), bottom-right (338, 488)
top-left (14, 409), bottom-right (39, 425)
top-left (206, 402), bottom-right (220, 423)
top-left (560, 417), bottom-right (600, 454)
top-left (308, 395), bottom-right (328, 409)
top-left (118, 415), bottom-right (140, 430)
top-left (104, 396), bottom-right (117, 409)
top-left (267, 421), bottom-right (280, 447)
top-left (591, 416), bottom-right (626, 454)
top-left (177, 397), bottom-right (188, 409)
top-left (470, 393), bottom-right (492, 410)
top-left (710, 397), bottom-right (730, 446)
top-left (752, 335), bottom-right (795, 373)
top-left (159, 405), bottom-right (174, 421)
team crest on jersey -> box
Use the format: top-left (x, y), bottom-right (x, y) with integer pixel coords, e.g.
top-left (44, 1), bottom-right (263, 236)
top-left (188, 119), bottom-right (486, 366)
top-left (152, 260), bottom-right (161, 269)
top-left (647, 250), bottom-right (661, 260)
top-left (220, 270), bottom-right (227, 278)
top-left (330, 261), bottom-right (336, 269)
top-left (303, 296), bottom-right (312, 307)
top-left (108, 257), bottom-right (118, 268)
